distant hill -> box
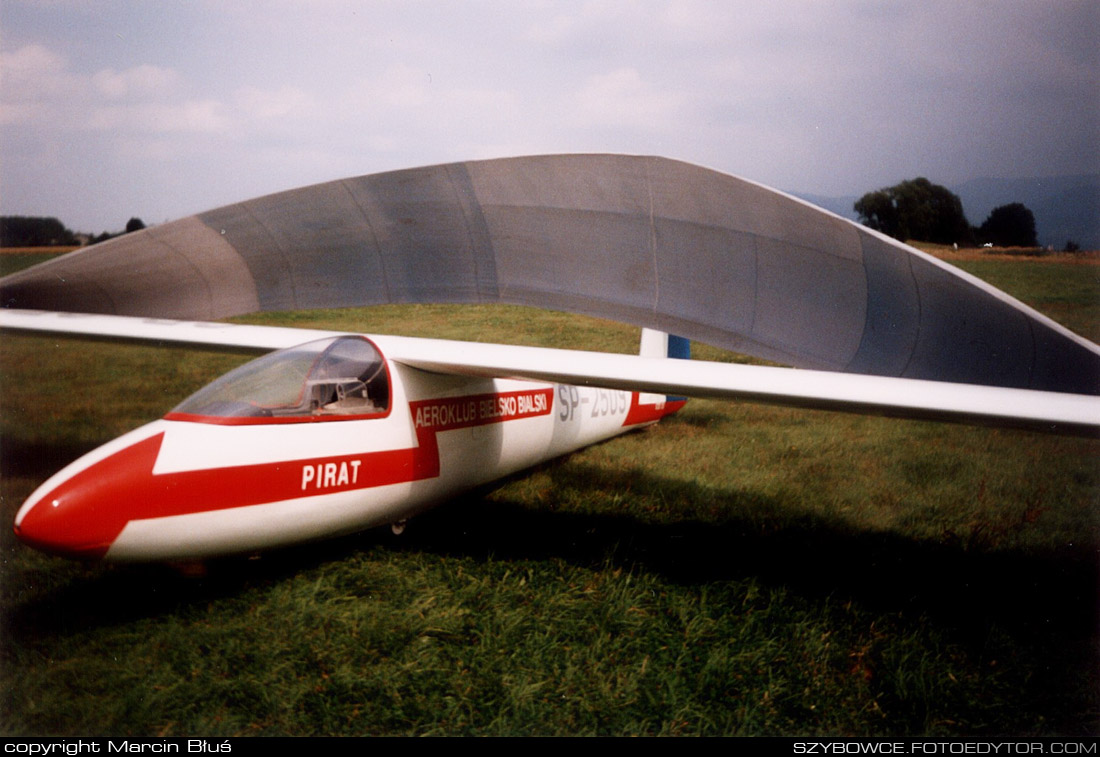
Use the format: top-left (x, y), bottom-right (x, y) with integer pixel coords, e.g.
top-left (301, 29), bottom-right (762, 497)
top-left (792, 174), bottom-right (1100, 250)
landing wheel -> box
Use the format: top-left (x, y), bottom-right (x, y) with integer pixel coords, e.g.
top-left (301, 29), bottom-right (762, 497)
top-left (167, 560), bottom-right (208, 578)
top-left (391, 520), bottom-right (407, 536)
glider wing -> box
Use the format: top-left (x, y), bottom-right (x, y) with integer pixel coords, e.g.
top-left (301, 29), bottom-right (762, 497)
top-left (375, 334), bottom-right (1099, 436)
top-left (2, 309), bottom-right (1094, 436)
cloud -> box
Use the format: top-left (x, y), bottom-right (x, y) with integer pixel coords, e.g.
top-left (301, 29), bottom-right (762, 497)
top-left (91, 65), bottom-right (178, 100)
top-left (236, 86), bottom-right (316, 121)
top-left (0, 45), bottom-right (215, 134)
top-left (1, 43), bottom-right (66, 79)
top-left (0, 44), bottom-right (234, 139)
top-left (2, 1), bottom-right (1096, 231)
top-left (0, 44), bottom-right (78, 110)
top-left (347, 65), bottom-right (435, 110)
top-left (573, 68), bottom-right (683, 130)
top-left (86, 100), bottom-right (232, 134)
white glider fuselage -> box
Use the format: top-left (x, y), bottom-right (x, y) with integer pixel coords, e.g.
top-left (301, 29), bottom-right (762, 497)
top-left (13, 334), bottom-right (682, 562)
top-left (7, 310), bottom-right (1098, 564)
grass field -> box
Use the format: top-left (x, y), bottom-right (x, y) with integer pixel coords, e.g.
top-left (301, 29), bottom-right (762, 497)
top-left (0, 250), bottom-right (1097, 736)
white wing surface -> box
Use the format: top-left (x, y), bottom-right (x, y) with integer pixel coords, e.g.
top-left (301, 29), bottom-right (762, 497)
top-left (376, 335), bottom-right (1099, 436)
top-left (3, 309), bottom-right (1094, 436)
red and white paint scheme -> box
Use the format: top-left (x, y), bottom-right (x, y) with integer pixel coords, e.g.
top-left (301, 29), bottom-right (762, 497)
top-left (9, 319), bottom-right (684, 562)
top-left (4, 310), bottom-right (1098, 562)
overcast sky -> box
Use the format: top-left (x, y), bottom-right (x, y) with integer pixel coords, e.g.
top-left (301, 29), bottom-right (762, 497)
top-left (2, 0), bottom-right (1097, 233)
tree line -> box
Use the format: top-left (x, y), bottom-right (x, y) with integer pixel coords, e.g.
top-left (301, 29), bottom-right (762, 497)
top-left (0, 216), bottom-right (145, 248)
top-left (853, 178), bottom-right (1052, 249)
top-left (0, 187), bottom-right (1074, 251)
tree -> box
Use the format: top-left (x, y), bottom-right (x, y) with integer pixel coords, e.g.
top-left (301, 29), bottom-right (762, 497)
top-left (0, 216), bottom-right (78, 247)
top-left (854, 178), bottom-right (972, 245)
top-left (852, 190), bottom-right (898, 239)
top-left (125, 217), bottom-right (146, 233)
top-left (978, 203), bottom-right (1037, 248)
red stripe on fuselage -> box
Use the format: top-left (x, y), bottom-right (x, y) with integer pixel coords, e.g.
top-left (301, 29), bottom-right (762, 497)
top-left (18, 387), bottom-right (556, 557)
top-left (16, 431), bottom-right (435, 559)
top-left (622, 393), bottom-right (686, 426)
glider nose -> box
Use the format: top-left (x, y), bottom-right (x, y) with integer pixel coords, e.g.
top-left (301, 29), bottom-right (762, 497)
top-left (13, 427), bottom-right (167, 560)
top-left (14, 474), bottom-right (119, 560)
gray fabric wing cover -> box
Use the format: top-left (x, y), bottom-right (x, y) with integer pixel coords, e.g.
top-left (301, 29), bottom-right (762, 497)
top-left (2, 154), bottom-right (1096, 394)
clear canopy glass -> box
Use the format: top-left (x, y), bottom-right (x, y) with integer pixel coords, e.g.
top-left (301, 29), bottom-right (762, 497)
top-left (172, 336), bottom-right (389, 419)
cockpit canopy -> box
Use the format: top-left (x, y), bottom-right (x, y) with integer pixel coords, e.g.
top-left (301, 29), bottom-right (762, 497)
top-left (171, 336), bottom-right (390, 420)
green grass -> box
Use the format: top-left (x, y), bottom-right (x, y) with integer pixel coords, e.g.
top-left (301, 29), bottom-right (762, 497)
top-left (951, 259), bottom-right (1100, 342)
top-left (0, 251), bottom-right (69, 278)
top-left (1, 255), bottom-right (1098, 736)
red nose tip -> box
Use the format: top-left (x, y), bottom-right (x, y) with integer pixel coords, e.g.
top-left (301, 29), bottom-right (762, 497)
top-left (14, 433), bottom-right (166, 560)
top-left (14, 500), bottom-right (113, 560)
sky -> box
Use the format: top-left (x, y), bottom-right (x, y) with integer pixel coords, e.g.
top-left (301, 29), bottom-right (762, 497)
top-left (2, 0), bottom-right (1097, 234)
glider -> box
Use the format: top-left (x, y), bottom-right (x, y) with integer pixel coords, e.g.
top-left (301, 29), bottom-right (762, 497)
top-left (1, 154), bottom-right (1097, 562)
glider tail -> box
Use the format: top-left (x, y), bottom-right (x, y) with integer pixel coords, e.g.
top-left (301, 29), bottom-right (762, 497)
top-left (639, 328), bottom-right (690, 361)
top-left (639, 328), bottom-right (690, 409)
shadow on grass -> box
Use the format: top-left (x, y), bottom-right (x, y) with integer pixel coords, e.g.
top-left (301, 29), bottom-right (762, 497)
top-left (0, 436), bottom-right (103, 482)
top-left (5, 456), bottom-right (1095, 645)
top-left (417, 465), bottom-right (1098, 643)
top-left (4, 451), bottom-right (1095, 734)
